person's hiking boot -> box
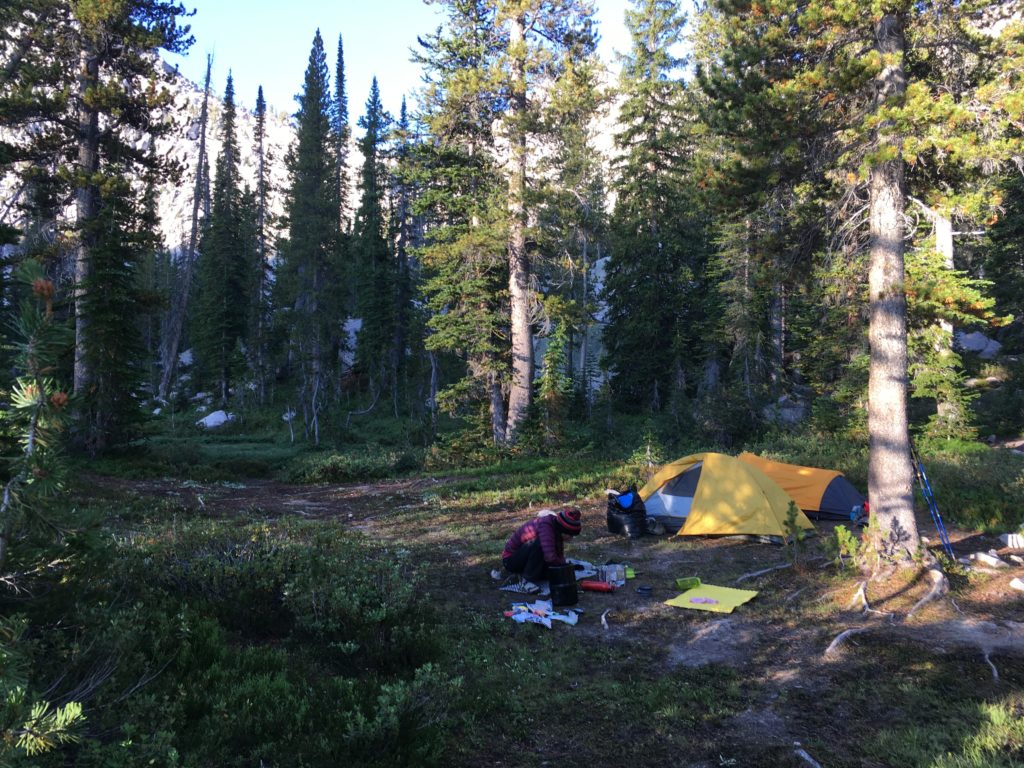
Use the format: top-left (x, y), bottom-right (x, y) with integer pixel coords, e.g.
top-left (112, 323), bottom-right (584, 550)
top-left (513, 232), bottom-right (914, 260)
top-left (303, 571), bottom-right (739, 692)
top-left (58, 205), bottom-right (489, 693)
top-left (499, 576), bottom-right (540, 594)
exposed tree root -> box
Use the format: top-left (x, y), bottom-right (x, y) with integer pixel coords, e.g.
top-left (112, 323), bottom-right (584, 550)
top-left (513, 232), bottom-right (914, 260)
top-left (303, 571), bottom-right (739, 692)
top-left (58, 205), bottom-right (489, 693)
top-left (825, 626), bottom-right (873, 656)
top-left (784, 587), bottom-right (807, 604)
top-left (840, 579), bottom-right (893, 618)
top-left (983, 652), bottom-right (1000, 684)
top-left (824, 617), bottom-right (1024, 684)
top-left (735, 562), bottom-right (791, 584)
top-left (906, 563), bottom-right (949, 619)
top-left (793, 743), bottom-right (823, 768)
top-left (846, 581), bottom-right (868, 611)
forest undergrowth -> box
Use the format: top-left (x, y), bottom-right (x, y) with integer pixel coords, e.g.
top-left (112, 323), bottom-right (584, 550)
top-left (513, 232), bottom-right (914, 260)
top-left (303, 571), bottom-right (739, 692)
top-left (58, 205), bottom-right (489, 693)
top-left (2, 417), bottom-right (1022, 767)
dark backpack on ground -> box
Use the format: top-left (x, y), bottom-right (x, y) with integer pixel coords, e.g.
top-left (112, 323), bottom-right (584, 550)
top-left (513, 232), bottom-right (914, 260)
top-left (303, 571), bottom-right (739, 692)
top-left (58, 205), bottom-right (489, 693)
top-left (607, 486), bottom-right (646, 539)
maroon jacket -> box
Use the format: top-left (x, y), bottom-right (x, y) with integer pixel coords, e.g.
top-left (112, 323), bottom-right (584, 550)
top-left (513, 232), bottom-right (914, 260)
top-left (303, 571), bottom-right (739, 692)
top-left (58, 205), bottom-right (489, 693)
top-left (502, 514), bottom-right (566, 565)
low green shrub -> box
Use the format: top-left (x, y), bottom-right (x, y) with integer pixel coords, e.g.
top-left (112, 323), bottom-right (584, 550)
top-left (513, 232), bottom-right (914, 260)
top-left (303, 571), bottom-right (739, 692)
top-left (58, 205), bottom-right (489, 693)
top-left (8, 518), bottom-right (455, 767)
top-left (284, 535), bottom-right (440, 674)
top-left (141, 523), bottom-right (296, 636)
top-left (284, 446), bottom-right (423, 483)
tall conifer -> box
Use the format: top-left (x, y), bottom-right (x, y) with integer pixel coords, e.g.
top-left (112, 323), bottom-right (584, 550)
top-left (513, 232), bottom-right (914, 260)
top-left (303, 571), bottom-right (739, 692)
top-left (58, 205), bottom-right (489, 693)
top-left (412, 0), bottom-right (509, 442)
top-left (496, 0), bottom-right (598, 443)
top-left (334, 34), bottom-right (351, 232)
top-left (195, 73), bottom-right (249, 406)
top-left (277, 30), bottom-right (339, 444)
top-left (353, 78), bottom-right (395, 392)
top-left (603, 0), bottom-right (707, 412)
top-left (692, 0), bottom-right (1024, 561)
top-left (249, 85), bottom-right (273, 403)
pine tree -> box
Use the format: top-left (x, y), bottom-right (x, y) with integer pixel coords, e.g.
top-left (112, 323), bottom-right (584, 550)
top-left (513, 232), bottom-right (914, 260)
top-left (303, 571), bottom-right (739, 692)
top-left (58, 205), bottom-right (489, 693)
top-left (692, 0), bottom-right (1024, 562)
top-left (194, 73), bottom-right (250, 406)
top-left (334, 34), bottom-right (351, 232)
top-left (80, 174), bottom-right (148, 450)
top-left (2, 1), bottom-right (192, 449)
top-left (66, 0), bottom-right (193, 405)
top-left (134, 165), bottom-right (168, 399)
top-left (159, 54), bottom-right (212, 402)
top-left (536, 318), bottom-right (572, 449)
top-left (249, 85), bottom-right (273, 403)
top-left (389, 96), bottom-right (419, 412)
top-left (0, 261), bottom-right (73, 571)
top-left (603, 0), bottom-right (709, 413)
top-left (496, 0), bottom-right (598, 444)
top-left (277, 30), bottom-right (340, 444)
top-left (353, 78), bottom-right (395, 396)
top-left (412, 0), bottom-right (598, 445)
top-left (411, 0), bottom-right (509, 442)
top-left (535, 51), bottom-right (607, 411)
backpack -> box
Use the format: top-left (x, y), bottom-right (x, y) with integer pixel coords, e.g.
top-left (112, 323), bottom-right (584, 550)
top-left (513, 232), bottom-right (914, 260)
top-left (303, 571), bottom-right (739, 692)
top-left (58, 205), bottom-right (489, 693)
top-left (607, 485), bottom-right (646, 538)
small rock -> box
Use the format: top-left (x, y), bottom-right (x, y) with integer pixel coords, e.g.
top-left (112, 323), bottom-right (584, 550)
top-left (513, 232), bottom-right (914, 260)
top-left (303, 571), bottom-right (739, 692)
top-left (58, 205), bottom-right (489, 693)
top-left (969, 551), bottom-right (1009, 569)
top-left (998, 532), bottom-right (1024, 549)
top-left (1010, 577), bottom-right (1024, 593)
top-left (1008, 555), bottom-right (1024, 566)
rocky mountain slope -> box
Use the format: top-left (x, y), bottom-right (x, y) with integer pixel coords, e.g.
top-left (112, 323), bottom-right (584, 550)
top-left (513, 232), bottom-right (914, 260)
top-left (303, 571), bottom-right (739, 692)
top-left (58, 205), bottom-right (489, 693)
top-left (151, 61), bottom-right (294, 257)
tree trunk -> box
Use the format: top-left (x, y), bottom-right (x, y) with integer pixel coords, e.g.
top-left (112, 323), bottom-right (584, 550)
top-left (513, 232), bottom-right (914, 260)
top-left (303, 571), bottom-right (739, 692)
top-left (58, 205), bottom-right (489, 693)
top-left (159, 55), bottom-right (212, 400)
top-left (428, 350), bottom-right (439, 429)
top-left (769, 271), bottom-right (784, 393)
top-left (505, 11), bottom-right (533, 444)
top-left (73, 43), bottom-right (99, 398)
top-left (868, 13), bottom-right (920, 562)
top-left (490, 372), bottom-right (507, 445)
top-left (392, 179), bottom-right (411, 415)
top-left (579, 236), bottom-right (591, 414)
top-left (254, 92), bottom-right (269, 404)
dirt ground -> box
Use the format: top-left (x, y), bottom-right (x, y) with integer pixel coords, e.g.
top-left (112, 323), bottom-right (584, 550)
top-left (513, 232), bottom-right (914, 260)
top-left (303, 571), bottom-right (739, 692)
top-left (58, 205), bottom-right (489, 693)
top-left (86, 472), bottom-right (1024, 766)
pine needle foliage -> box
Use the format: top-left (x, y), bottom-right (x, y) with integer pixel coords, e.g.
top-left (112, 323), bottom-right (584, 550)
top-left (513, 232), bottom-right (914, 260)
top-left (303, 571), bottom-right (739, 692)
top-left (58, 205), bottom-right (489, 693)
top-left (275, 30), bottom-right (342, 444)
top-left (195, 73), bottom-right (252, 406)
top-left (0, 261), bottom-right (72, 573)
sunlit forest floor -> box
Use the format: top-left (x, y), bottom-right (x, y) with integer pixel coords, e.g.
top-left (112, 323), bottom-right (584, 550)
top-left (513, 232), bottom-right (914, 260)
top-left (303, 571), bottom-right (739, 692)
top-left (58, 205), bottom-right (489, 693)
top-left (51, 429), bottom-right (1024, 768)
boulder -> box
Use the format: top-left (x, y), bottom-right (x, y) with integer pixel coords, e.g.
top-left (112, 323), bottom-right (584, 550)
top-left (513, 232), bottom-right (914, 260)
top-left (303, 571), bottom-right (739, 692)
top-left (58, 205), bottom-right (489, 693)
top-left (955, 331), bottom-right (1002, 360)
top-left (197, 410), bottom-right (234, 429)
top-left (762, 394), bottom-right (808, 426)
top-left (969, 551), bottom-right (1009, 569)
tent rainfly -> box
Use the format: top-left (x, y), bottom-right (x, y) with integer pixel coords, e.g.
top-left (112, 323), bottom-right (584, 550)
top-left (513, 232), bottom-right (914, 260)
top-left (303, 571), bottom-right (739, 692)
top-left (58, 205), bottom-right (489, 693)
top-left (736, 453), bottom-right (865, 521)
top-left (638, 452), bottom-right (815, 538)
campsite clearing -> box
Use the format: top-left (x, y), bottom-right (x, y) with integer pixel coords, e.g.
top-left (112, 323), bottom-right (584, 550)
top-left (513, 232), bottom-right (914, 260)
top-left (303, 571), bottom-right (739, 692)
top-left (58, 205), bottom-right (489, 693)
top-left (80, 468), bottom-right (1024, 768)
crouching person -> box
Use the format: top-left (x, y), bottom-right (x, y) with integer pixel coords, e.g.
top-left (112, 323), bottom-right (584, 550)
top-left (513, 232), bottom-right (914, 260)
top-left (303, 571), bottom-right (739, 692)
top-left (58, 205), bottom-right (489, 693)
top-left (501, 507), bottom-right (582, 590)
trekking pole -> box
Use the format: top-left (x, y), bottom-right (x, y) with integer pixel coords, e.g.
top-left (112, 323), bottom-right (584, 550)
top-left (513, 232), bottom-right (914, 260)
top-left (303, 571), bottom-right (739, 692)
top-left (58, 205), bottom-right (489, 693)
top-left (910, 443), bottom-right (955, 560)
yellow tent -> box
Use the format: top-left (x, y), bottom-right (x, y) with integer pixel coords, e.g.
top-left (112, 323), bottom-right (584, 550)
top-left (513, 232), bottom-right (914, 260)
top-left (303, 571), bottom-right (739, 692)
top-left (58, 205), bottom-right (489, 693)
top-left (638, 452), bottom-right (815, 537)
top-left (736, 452), bottom-right (865, 520)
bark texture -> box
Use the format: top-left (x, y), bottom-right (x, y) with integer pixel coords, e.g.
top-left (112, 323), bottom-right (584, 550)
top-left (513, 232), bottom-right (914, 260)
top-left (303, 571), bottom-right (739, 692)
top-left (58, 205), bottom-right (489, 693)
top-left (73, 42), bottom-right (99, 397)
top-left (505, 11), bottom-right (533, 444)
top-left (867, 12), bottom-right (920, 561)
